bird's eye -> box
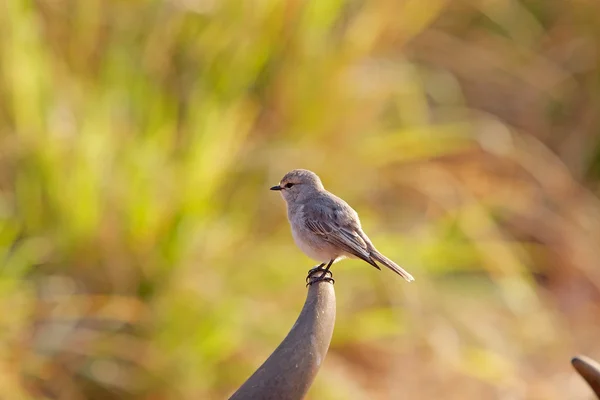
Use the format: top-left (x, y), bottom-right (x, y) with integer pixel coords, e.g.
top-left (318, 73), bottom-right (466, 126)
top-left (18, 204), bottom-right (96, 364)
top-left (284, 182), bottom-right (294, 188)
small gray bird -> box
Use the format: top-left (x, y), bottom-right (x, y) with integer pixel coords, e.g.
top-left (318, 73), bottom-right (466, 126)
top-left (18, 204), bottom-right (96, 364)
top-left (270, 169), bottom-right (414, 283)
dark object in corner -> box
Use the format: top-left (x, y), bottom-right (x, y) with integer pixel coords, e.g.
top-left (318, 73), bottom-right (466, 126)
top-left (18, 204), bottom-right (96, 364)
top-left (229, 269), bottom-right (336, 400)
top-left (572, 355), bottom-right (600, 398)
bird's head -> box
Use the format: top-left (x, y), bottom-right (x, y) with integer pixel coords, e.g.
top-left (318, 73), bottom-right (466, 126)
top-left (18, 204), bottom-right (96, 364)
top-left (270, 169), bottom-right (324, 203)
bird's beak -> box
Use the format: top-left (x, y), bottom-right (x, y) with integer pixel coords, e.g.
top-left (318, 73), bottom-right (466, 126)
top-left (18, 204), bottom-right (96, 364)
top-left (270, 185), bottom-right (283, 191)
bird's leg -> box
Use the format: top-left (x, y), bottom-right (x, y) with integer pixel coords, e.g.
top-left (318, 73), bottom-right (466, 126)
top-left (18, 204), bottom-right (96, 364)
top-left (306, 260), bottom-right (335, 286)
top-left (319, 259), bottom-right (335, 279)
top-left (307, 263), bottom-right (326, 276)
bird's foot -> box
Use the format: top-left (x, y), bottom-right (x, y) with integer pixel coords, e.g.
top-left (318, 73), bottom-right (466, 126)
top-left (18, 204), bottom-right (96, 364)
top-left (307, 264), bottom-right (326, 276)
top-left (306, 265), bottom-right (334, 286)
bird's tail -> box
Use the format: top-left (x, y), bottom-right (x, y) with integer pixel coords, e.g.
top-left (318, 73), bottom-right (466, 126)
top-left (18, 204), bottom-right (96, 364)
top-left (370, 250), bottom-right (414, 282)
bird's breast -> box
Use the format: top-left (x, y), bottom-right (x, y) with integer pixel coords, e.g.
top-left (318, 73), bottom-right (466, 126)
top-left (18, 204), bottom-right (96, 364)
top-left (292, 226), bottom-right (331, 262)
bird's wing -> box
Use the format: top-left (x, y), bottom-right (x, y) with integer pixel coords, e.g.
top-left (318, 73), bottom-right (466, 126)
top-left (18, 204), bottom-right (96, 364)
top-left (304, 207), bottom-right (380, 269)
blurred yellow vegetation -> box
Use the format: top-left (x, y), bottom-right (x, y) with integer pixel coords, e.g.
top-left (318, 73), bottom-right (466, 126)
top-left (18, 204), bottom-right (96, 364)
top-left (1, 0), bottom-right (600, 399)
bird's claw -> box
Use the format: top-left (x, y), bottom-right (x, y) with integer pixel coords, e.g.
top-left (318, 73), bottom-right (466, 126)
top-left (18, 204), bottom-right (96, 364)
top-left (307, 264), bottom-right (326, 275)
top-left (306, 265), bottom-right (334, 286)
top-left (306, 275), bottom-right (335, 287)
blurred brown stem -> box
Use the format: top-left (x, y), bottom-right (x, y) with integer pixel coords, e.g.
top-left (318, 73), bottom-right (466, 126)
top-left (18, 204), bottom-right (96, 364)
top-left (572, 355), bottom-right (600, 398)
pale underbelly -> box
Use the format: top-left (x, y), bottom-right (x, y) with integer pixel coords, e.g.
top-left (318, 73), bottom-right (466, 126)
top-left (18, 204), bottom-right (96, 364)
top-left (291, 226), bottom-right (346, 262)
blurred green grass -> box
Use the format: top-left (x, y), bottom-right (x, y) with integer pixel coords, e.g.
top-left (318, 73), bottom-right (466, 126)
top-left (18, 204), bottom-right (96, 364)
top-left (2, 0), bottom-right (600, 399)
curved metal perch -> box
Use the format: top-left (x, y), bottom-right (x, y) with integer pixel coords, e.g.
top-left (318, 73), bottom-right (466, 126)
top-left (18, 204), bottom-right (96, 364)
top-left (572, 355), bottom-right (600, 398)
top-left (229, 270), bottom-right (336, 400)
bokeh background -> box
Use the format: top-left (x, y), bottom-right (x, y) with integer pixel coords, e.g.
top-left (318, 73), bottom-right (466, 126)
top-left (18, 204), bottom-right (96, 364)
top-left (2, 0), bottom-right (600, 399)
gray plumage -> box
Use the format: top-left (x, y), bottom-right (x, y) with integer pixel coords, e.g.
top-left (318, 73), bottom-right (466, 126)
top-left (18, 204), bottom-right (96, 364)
top-left (270, 169), bottom-right (414, 282)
